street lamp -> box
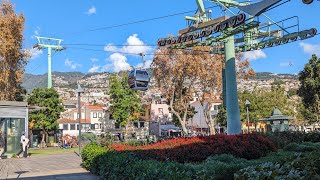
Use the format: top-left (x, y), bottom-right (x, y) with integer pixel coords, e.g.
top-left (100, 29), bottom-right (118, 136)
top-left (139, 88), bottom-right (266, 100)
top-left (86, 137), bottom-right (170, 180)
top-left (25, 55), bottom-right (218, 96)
top-left (76, 83), bottom-right (84, 156)
top-left (245, 100), bottom-right (251, 134)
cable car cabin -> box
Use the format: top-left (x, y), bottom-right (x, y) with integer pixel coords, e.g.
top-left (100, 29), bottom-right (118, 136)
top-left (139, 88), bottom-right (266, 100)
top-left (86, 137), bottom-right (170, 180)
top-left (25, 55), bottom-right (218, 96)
top-left (128, 69), bottom-right (150, 91)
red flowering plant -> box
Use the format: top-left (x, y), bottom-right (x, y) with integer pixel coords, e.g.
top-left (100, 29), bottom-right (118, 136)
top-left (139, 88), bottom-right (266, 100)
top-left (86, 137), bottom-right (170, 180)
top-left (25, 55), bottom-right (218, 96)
top-left (111, 133), bottom-right (276, 163)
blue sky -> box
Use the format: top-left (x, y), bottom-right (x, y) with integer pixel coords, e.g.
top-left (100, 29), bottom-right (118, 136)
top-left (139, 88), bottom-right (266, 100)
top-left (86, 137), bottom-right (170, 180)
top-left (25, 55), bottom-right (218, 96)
top-left (11, 0), bottom-right (319, 75)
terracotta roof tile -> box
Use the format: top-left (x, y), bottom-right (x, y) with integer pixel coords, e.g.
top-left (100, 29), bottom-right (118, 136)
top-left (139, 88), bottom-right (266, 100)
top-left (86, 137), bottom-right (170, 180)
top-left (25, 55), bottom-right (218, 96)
top-left (87, 105), bottom-right (103, 110)
top-left (57, 118), bottom-right (91, 124)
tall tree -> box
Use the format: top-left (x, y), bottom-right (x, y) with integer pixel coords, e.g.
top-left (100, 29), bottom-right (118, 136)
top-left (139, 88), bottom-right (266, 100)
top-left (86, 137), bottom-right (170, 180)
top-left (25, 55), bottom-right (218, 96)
top-left (298, 54), bottom-right (320, 123)
top-left (0, 2), bottom-right (29, 100)
top-left (238, 86), bottom-right (294, 129)
top-left (109, 73), bottom-right (143, 126)
top-left (28, 88), bottom-right (64, 148)
top-left (153, 47), bottom-right (223, 134)
top-left (153, 47), bottom-right (255, 135)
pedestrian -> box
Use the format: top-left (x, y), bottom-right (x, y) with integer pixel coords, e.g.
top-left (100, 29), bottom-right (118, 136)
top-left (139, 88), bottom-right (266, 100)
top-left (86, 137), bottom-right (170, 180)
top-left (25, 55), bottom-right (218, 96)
top-left (16, 132), bottom-right (26, 157)
top-left (22, 137), bottom-right (29, 158)
top-left (0, 130), bottom-right (4, 159)
top-left (63, 138), bottom-right (69, 149)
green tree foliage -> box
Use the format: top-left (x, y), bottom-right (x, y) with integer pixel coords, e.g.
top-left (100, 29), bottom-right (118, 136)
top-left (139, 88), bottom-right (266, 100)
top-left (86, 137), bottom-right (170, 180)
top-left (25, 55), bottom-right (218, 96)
top-left (28, 88), bottom-right (64, 145)
top-left (298, 54), bottom-right (320, 123)
top-left (215, 106), bottom-right (227, 127)
top-left (238, 86), bottom-right (294, 126)
top-left (108, 73), bottom-right (143, 126)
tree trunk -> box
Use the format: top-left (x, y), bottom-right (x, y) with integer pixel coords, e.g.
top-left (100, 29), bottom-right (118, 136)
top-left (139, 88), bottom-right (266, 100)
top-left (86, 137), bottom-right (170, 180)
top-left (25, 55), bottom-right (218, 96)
top-left (169, 91), bottom-right (188, 135)
top-left (203, 103), bottom-right (215, 135)
top-left (40, 130), bottom-right (46, 149)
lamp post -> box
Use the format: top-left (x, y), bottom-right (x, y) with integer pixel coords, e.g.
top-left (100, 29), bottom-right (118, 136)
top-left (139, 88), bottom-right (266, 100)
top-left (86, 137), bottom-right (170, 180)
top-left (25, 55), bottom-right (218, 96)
top-left (76, 84), bottom-right (84, 156)
top-left (245, 100), bottom-right (251, 134)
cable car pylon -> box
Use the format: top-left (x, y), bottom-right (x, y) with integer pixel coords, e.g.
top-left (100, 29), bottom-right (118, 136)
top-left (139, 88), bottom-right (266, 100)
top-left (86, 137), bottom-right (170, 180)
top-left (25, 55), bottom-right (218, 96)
top-left (33, 36), bottom-right (65, 88)
top-left (157, 0), bottom-right (317, 135)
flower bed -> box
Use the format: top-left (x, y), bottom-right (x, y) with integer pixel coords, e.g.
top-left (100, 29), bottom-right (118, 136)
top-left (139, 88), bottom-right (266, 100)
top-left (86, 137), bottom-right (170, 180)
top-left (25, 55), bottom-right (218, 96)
top-left (111, 133), bottom-right (276, 163)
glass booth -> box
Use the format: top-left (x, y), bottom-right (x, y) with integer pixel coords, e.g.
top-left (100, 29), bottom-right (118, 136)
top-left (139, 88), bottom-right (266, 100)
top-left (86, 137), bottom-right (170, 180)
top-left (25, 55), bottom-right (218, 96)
top-left (0, 118), bottom-right (25, 154)
top-left (0, 101), bottom-right (28, 156)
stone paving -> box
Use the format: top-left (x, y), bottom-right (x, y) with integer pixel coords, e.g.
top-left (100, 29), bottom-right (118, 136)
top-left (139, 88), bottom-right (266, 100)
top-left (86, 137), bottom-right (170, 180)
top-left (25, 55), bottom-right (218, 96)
top-left (0, 152), bottom-right (100, 179)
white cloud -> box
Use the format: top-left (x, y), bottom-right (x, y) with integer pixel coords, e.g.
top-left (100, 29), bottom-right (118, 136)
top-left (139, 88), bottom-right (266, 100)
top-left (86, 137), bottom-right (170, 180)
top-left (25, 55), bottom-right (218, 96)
top-left (102, 34), bottom-right (153, 72)
top-left (86, 6), bottom-right (96, 15)
top-left (65, 59), bottom-right (82, 70)
top-left (104, 43), bottom-right (118, 52)
top-left (299, 42), bottom-right (320, 56)
top-left (243, 50), bottom-right (267, 61)
top-left (122, 34), bottom-right (152, 54)
top-left (136, 59), bottom-right (153, 69)
top-left (29, 48), bottom-right (43, 59)
top-left (90, 58), bottom-right (99, 62)
top-left (103, 53), bottom-right (132, 72)
top-left (88, 64), bottom-right (101, 73)
top-left (103, 34), bottom-right (152, 55)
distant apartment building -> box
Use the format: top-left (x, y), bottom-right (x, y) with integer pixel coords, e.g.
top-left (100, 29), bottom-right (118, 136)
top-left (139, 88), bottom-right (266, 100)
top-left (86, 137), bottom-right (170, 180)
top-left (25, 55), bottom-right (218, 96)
top-left (148, 93), bottom-right (181, 137)
top-left (58, 100), bottom-right (106, 136)
top-left (188, 95), bottom-right (223, 134)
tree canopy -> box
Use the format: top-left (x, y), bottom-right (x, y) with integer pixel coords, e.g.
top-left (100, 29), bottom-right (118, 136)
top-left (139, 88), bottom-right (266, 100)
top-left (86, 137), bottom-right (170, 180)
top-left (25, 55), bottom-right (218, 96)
top-left (0, 2), bottom-right (29, 100)
top-left (298, 54), bottom-right (320, 123)
top-left (109, 73), bottom-right (144, 126)
top-left (28, 88), bottom-right (64, 132)
top-left (152, 46), bottom-right (255, 134)
top-left (152, 47), bottom-right (223, 134)
top-left (238, 86), bottom-right (294, 125)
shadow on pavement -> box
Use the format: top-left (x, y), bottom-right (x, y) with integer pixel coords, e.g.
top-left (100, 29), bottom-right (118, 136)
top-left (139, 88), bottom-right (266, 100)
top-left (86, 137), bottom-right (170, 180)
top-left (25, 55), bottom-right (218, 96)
top-left (8, 172), bottom-right (100, 180)
top-left (14, 171), bottom-right (29, 178)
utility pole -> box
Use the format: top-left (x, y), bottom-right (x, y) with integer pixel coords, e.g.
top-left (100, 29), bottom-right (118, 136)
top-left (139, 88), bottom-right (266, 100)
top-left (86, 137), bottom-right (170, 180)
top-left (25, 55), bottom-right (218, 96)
top-left (245, 100), bottom-right (251, 133)
top-left (34, 36), bottom-right (65, 88)
top-left (76, 84), bottom-right (84, 156)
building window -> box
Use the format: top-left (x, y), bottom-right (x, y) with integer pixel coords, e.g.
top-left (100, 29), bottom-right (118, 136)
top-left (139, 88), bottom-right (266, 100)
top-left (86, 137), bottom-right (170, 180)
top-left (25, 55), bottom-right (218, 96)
top-left (134, 122), bottom-right (139, 128)
top-left (91, 124), bottom-right (95, 130)
top-left (70, 124), bottom-right (76, 130)
top-left (93, 112), bottom-right (97, 118)
top-left (214, 105), bottom-right (220, 110)
top-left (158, 108), bottom-right (163, 114)
top-left (63, 124), bottom-right (68, 130)
top-left (98, 113), bottom-right (102, 118)
top-left (115, 123), bottom-right (120, 129)
top-left (76, 124), bottom-right (79, 130)
top-left (95, 123), bottom-right (99, 129)
top-left (140, 122), bottom-right (145, 128)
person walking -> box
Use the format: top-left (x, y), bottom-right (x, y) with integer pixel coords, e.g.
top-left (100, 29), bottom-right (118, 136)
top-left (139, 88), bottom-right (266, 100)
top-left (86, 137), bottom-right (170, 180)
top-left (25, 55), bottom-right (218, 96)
top-left (16, 132), bottom-right (26, 157)
top-left (0, 130), bottom-right (4, 159)
top-left (22, 137), bottom-right (29, 158)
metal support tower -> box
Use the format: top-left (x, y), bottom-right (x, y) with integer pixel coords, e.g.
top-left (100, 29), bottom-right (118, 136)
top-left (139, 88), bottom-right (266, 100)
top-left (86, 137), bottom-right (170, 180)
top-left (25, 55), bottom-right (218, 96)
top-left (157, 0), bottom-right (316, 135)
top-left (34, 36), bottom-right (65, 88)
top-left (204, 0), bottom-right (243, 134)
top-left (224, 36), bottom-right (241, 134)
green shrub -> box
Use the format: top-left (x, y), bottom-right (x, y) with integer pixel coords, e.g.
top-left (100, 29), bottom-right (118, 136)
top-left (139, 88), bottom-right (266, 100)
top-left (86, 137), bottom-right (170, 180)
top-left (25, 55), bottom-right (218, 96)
top-left (235, 151), bottom-right (320, 179)
top-left (94, 152), bottom-right (195, 180)
top-left (262, 131), bottom-right (320, 149)
top-left (234, 162), bottom-right (309, 180)
top-left (284, 142), bottom-right (320, 152)
top-left (80, 132), bottom-right (97, 144)
top-left (81, 143), bottom-right (107, 171)
top-left (123, 139), bottom-right (149, 146)
top-left (81, 137), bottom-right (320, 179)
top-left (193, 155), bottom-right (250, 180)
top-left (97, 133), bottom-right (114, 147)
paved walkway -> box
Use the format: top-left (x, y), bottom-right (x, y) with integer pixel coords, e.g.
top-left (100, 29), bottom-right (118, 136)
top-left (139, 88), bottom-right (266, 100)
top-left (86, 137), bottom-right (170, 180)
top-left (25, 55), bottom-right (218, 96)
top-left (0, 152), bottom-right (100, 179)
